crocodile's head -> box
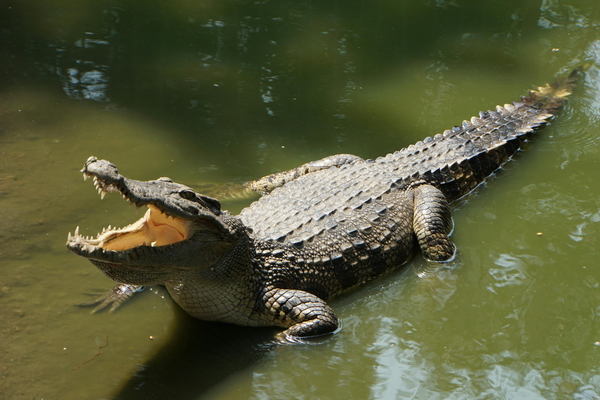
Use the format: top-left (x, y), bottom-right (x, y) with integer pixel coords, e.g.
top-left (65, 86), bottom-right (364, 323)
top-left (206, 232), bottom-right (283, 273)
top-left (66, 157), bottom-right (235, 285)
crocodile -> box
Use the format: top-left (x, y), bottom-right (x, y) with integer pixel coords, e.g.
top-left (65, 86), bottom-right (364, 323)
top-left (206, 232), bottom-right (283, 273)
top-left (67, 70), bottom-right (579, 340)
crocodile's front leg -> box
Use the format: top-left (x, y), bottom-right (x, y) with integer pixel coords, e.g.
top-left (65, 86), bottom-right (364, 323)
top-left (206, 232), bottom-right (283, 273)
top-left (78, 284), bottom-right (146, 313)
top-left (262, 287), bottom-right (338, 340)
top-left (412, 184), bottom-right (456, 262)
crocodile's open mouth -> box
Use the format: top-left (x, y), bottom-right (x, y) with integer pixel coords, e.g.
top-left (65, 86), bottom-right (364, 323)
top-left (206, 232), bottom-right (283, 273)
top-left (66, 171), bottom-right (192, 258)
top-left (68, 204), bottom-right (191, 253)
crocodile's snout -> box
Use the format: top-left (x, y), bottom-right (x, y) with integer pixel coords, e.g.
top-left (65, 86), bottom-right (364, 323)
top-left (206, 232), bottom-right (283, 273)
top-left (82, 156), bottom-right (121, 183)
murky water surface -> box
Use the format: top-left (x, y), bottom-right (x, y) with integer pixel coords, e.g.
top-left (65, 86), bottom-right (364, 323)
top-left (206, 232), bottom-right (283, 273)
top-left (2, 1), bottom-right (600, 399)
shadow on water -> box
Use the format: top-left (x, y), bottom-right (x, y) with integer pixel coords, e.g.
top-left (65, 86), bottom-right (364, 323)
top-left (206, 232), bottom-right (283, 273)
top-left (112, 306), bottom-right (277, 400)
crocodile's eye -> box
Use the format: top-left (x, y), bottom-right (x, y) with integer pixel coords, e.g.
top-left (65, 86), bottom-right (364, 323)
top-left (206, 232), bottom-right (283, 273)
top-left (179, 190), bottom-right (196, 200)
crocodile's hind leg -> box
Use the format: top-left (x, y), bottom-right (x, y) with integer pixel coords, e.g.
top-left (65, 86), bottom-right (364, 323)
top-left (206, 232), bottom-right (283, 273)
top-left (412, 184), bottom-right (456, 262)
top-left (185, 154), bottom-right (363, 199)
top-left (248, 154), bottom-right (363, 194)
top-left (262, 287), bottom-right (339, 341)
top-left (188, 182), bottom-right (255, 200)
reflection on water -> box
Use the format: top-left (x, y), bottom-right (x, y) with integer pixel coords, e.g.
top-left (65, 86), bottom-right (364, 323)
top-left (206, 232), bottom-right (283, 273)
top-left (2, 0), bottom-right (600, 399)
top-left (370, 332), bottom-right (428, 399)
top-left (64, 68), bottom-right (109, 102)
top-left (488, 253), bottom-right (533, 290)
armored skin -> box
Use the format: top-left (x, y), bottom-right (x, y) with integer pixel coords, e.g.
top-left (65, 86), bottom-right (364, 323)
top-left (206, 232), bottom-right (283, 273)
top-left (67, 71), bottom-right (579, 340)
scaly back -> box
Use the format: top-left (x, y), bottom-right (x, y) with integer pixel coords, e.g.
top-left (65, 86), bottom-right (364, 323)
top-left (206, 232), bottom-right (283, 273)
top-left (240, 70), bottom-right (579, 242)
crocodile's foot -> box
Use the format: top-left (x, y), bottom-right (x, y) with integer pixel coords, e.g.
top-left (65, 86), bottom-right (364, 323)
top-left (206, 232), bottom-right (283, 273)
top-left (262, 288), bottom-right (340, 342)
top-left (77, 284), bottom-right (145, 313)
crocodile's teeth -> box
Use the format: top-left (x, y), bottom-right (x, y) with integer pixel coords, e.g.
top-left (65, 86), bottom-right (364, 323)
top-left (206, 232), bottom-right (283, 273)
top-left (83, 174), bottom-right (88, 181)
top-left (74, 226), bottom-right (80, 237)
top-left (107, 225), bottom-right (112, 230)
top-left (67, 231), bottom-right (72, 240)
top-left (100, 191), bottom-right (106, 200)
top-left (151, 241), bottom-right (157, 247)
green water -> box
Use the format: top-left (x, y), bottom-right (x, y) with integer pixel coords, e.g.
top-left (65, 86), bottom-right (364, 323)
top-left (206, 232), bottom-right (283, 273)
top-left (2, 1), bottom-right (600, 399)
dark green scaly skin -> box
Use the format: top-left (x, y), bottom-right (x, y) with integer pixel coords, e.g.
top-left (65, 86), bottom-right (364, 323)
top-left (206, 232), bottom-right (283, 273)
top-left (67, 71), bottom-right (579, 340)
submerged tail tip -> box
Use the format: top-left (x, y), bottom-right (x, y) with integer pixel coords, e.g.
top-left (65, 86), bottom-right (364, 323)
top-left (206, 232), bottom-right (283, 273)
top-left (524, 67), bottom-right (582, 109)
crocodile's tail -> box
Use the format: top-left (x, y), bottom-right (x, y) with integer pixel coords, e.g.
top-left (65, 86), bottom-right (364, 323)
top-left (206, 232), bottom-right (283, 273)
top-left (381, 68), bottom-right (581, 202)
top-left (521, 67), bottom-right (580, 116)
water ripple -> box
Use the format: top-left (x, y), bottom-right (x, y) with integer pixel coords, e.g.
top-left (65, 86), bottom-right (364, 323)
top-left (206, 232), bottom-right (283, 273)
top-left (547, 42), bottom-right (600, 154)
top-left (487, 253), bottom-right (533, 292)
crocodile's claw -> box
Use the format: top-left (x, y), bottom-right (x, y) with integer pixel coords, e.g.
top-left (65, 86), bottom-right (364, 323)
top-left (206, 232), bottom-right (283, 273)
top-left (77, 284), bottom-right (145, 313)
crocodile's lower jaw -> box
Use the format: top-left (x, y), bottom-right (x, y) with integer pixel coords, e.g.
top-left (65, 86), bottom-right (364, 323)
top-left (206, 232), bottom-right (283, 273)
top-left (66, 204), bottom-right (192, 258)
